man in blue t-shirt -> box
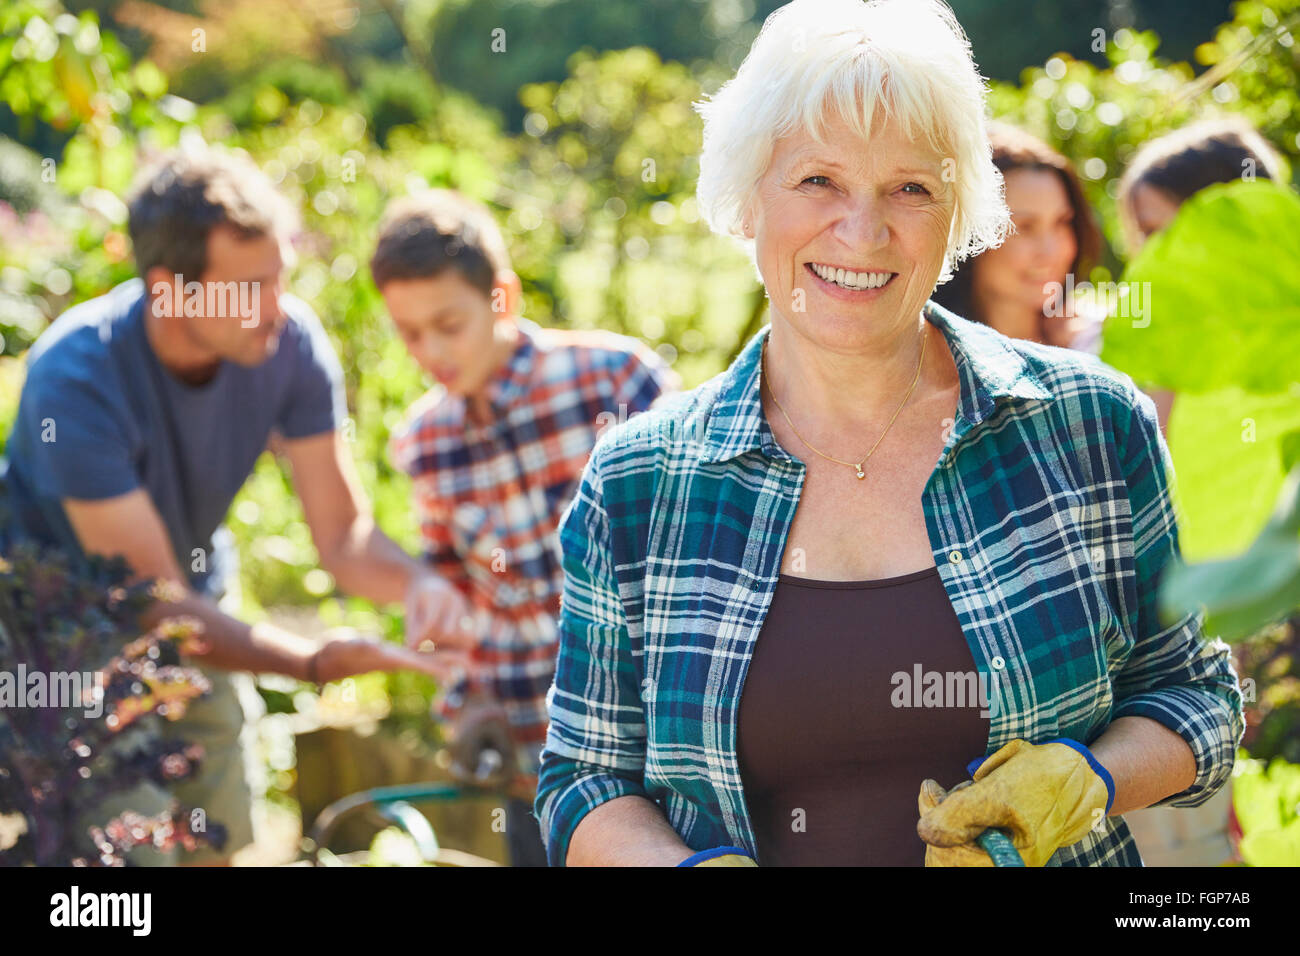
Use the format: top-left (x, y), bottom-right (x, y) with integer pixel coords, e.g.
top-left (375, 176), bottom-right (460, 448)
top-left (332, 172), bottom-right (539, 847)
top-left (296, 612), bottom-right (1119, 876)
top-left (2, 148), bottom-right (474, 864)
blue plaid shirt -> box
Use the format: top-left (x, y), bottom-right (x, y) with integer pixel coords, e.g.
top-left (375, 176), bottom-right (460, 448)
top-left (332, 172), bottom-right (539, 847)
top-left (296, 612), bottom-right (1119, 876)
top-left (536, 301), bottom-right (1244, 866)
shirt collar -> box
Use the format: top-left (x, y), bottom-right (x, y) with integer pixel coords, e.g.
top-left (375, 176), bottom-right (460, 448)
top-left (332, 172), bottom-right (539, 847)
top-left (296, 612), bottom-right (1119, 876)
top-left (477, 317), bottom-right (541, 415)
top-left (698, 300), bottom-right (1052, 466)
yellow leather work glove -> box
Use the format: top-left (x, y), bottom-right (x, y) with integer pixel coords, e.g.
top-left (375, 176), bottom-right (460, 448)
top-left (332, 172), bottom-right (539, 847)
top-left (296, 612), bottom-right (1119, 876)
top-left (916, 738), bottom-right (1115, 867)
top-left (677, 847), bottom-right (758, 867)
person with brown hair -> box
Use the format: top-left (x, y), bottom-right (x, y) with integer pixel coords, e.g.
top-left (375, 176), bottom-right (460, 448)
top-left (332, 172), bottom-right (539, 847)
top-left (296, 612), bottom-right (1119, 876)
top-left (0, 146), bottom-right (471, 864)
top-left (371, 188), bottom-right (675, 865)
top-left (1115, 117), bottom-right (1285, 435)
top-left (930, 122), bottom-right (1103, 352)
top-left (1118, 115), bottom-right (1284, 251)
top-left (1113, 116), bottom-right (1285, 865)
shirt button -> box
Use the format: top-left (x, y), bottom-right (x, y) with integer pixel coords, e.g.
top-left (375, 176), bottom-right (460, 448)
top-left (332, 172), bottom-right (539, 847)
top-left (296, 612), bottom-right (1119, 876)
top-left (990, 656), bottom-right (1006, 671)
top-left (948, 550), bottom-right (964, 564)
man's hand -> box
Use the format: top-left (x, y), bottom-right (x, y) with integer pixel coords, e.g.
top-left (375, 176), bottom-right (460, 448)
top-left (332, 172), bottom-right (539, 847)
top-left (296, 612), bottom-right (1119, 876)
top-left (404, 572), bottom-right (478, 651)
top-left (312, 627), bottom-right (472, 684)
top-left (916, 738), bottom-right (1114, 867)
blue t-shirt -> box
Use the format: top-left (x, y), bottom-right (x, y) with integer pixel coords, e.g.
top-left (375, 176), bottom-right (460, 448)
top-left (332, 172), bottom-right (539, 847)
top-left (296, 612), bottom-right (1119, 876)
top-left (1, 279), bottom-right (346, 599)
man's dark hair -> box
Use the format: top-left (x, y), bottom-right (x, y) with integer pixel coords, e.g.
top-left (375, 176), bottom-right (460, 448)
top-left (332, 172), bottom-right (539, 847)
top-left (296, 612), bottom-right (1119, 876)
top-left (370, 189), bottom-right (511, 297)
top-left (126, 147), bottom-right (294, 282)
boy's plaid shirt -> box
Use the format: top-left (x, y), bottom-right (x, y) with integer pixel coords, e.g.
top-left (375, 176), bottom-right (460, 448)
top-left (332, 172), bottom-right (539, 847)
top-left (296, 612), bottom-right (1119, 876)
top-left (536, 301), bottom-right (1245, 866)
top-left (388, 318), bottom-right (673, 772)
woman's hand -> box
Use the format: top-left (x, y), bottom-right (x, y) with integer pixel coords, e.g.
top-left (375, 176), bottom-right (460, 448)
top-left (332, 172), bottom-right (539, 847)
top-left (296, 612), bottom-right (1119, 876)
top-left (916, 738), bottom-right (1114, 867)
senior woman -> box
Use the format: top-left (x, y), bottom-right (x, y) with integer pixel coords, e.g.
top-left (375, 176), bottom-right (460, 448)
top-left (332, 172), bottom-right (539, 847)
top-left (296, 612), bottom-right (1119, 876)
top-left (535, 0), bottom-right (1243, 867)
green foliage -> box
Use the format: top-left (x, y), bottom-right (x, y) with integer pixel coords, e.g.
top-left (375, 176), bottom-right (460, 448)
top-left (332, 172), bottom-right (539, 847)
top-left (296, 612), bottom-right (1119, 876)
top-left (1100, 180), bottom-right (1300, 562)
top-left (427, 0), bottom-right (764, 129)
top-left (512, 47), bottom-right (753, 386)
top-left (1160, 467), bottom-right (1300, 640)
top-left (1163, 389), bottom-right (1300, 561)
top-left (1101, 180), bottom-right (1300, 393)
top-left (951, 0), bottom-right (1243, 85)
top-left (6, 1), bottom-right (1300, 853)
top-left (1195, 0), bottom-right (1300, 178)
top-left (0, 0), bottom-right (161, 134)
top-left (219, 59), bottom-right (350, 128)
top-left (0, 135), bottom-right (62, 213)
top-left (990, 3), bottom-right (1300, 264)
top-left (358, 61), bottom-right (442, 147)
top-left (989, 27), bottom-right (1198, 266)
top-left (1232, 752), bottom-right (1300, 865)
top-left (0, 1), bottom-right (164, 356)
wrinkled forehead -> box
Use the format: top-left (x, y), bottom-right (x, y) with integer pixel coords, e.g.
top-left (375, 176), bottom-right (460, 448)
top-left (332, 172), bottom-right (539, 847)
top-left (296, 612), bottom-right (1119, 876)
top-left (768, 107), bottom-right (953, 180)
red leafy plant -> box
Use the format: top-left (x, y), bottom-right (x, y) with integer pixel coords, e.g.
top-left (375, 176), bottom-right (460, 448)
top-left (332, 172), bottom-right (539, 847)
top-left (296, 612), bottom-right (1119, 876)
top-left (0, 542), bottom-right (226, 865)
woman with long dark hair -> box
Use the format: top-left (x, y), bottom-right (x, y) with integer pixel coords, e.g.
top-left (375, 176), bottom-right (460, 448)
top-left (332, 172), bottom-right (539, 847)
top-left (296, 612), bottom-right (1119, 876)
top-left (930, 122), bottom-right (1103, 352)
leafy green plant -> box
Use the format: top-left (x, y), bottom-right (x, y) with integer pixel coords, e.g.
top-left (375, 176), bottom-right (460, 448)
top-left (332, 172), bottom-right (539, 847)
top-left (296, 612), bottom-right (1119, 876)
top-left (1104, 182), bottom-right (1300, 647)
top-left (1101, 180), bottom-right (1300, 395)
top-left (0, 542), bottom-right (225, 865)
top-left (1161, 466), bottom-right (1300, 643)
top-left (1101, 179), bottom-right (1300, 564)
top-left (1232, 752), bottom-right (1300, 865)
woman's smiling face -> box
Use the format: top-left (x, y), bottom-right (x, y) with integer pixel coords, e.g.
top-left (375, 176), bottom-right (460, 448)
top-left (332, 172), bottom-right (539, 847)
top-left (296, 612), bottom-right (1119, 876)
top-left (746, 110), bottom-right (955, 349)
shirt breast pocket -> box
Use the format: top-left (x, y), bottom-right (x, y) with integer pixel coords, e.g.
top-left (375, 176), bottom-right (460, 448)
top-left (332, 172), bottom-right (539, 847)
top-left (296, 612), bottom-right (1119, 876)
top-left (1057, 497), bottom-right (1134, 663)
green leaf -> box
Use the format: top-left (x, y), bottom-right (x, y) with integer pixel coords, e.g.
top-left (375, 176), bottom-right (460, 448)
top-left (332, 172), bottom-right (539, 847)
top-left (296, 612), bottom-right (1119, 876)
top-left (1165, 388), bottom-right (1300, 560)
top-left (1233, 757), bottom-right (1300, 866)
top-left (1239, 819), bottom-right (1300, 866)
top-left (1160, 466), bottom-right (1300, 641)
top-left (1100, 180), bottom-right (1300, 395)
top-left (1282, 429), bottom-right (1300, 474)
top-left (132, 60), bottom-right (166, 100)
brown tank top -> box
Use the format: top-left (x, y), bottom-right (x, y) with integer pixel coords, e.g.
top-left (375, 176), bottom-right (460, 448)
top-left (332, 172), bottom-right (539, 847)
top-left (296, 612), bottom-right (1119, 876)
top-left (737, 566), bottom-right (989, 866)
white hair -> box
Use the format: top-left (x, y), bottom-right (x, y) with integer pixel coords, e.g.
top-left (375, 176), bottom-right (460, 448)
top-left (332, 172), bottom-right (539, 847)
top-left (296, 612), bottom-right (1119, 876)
top-left (693, 0), bottom-right (1010, 282)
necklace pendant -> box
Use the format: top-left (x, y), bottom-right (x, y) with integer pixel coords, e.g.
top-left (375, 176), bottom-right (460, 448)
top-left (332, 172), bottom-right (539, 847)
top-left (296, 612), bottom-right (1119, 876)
top-left (855, 465), bottom-right (865, 480)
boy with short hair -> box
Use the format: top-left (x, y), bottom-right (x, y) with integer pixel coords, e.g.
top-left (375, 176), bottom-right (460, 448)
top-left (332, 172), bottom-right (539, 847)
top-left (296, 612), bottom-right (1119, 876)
top-left (373, 189), bottom-right (675, 866)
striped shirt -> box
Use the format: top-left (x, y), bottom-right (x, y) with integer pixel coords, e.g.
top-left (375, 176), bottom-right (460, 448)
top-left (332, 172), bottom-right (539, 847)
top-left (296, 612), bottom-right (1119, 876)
top-left (388, 317), bottom-right (673, 772)
top-left (535, 300), bottom-right (1244, 866)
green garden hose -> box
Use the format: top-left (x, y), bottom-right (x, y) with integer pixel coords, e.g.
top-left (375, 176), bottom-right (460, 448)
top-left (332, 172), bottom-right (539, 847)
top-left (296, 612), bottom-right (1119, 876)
top-left (976, 828), bottom-right (1025, 866)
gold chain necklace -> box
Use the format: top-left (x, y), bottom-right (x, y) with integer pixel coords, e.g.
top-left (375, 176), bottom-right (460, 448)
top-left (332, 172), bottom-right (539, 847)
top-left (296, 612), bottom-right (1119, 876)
top-left (762, 325), bottom-right (927, 480)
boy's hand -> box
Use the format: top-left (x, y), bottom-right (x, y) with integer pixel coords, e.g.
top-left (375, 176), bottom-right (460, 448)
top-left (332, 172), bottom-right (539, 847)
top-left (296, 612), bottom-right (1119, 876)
top-left (404, 571), bottom-right (479, 651)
